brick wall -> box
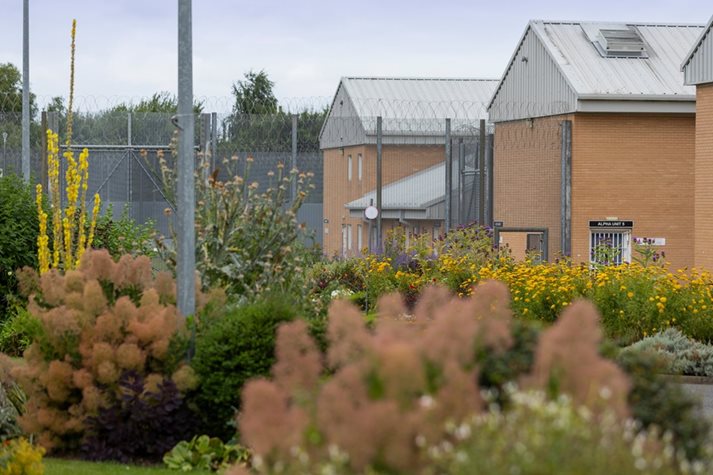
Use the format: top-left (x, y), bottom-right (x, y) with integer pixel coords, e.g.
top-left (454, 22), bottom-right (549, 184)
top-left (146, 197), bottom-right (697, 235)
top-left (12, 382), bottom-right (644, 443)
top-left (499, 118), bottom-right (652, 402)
top-left (695, 84), bottom-right (713, 269)
top-left (493, 115), bottom-right (567, 259)
top-left (571, 113), bottom-right (695, 271)
top-left (322, 144), bottom-right (444, 256)
top-left (494, 113), bottom-right (695, 270)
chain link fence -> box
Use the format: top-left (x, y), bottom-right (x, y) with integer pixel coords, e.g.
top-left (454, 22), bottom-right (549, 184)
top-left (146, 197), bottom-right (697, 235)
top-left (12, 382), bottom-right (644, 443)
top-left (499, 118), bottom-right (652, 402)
top-left (1, 93), bottom-right (571, 258)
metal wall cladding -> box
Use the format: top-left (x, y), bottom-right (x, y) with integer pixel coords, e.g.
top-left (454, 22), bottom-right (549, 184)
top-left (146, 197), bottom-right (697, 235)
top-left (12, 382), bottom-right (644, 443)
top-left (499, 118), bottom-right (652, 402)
top-left (683, 18), bottom-right (713, 86)
top-left (489, 26), bottom-right (578, 123)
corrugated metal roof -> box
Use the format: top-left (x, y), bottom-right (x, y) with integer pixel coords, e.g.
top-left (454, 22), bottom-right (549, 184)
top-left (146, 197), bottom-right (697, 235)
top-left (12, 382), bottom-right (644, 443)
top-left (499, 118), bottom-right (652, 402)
top-left (490, 20), bottom-right (703, 111)
top-left (341, 77), bottom-right (498, 121)
top-left (320, 77), bottom-right (498, 149)
top-left (682, 16), bottom-right (713, 85)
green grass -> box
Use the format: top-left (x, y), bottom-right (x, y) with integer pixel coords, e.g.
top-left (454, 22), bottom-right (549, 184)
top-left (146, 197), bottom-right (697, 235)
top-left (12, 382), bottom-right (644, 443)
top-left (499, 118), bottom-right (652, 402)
top-left (44, 458), bottom-right (213, 474)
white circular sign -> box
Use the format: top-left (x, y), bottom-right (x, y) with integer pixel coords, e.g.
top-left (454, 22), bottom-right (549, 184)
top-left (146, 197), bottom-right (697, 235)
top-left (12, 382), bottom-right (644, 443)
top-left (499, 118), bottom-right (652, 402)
top-left (364, 206), bottom-right (379, 220)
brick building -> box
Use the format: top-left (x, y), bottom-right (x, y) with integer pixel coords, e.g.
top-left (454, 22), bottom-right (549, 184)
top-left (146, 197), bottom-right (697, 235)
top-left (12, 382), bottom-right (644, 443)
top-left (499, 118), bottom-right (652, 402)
top-left (319, 77), bottom-right (497, 257)
top-left (682, 16), bottom-right (713, 269)
top-left (488, 20), bottom-right (704, 270)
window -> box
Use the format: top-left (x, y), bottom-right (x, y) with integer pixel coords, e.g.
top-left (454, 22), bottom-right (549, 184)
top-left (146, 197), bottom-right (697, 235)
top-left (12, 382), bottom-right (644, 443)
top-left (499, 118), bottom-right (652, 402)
top-left (358, 154), bottom-right (363, 180)
top-left (590, 230), bottom-right (631, 265)
top-left (357, 224), bottom-right (363, 252)
top-left (347, 155), bottom-right (352, 181)
top-left (347, 224), bottom-right (353, 251)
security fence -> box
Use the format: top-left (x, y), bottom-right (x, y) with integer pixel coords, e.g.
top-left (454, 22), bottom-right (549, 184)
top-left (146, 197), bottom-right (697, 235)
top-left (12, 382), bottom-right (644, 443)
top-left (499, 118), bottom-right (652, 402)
top-left (1, 95), bottom-right (572, 260)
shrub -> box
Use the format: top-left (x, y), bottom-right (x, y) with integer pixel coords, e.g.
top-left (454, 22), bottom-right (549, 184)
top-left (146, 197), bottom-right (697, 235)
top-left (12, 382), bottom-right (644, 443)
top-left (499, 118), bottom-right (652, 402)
top-left (621, 328), bottom-right (713, 377)
top-left (92, 204), bottom-right (156, 260)
top-left (0, 437), bottom-right (45, 475)
top-left (81, 372), bottom-right (196, 462)
top-left (164, 435), bottom-right (251, 472)
top-left (0, 174), bottom-right (40, 321)
top-left (430, 389), bottom-right (681, 475)
top-left (12, 250), bottom-right (205, 456)
top-left (0, 355), bottom-right (25, 443)
top-left (618, 348), bottom-right (712, 462)
top-left (156, 151), bottom-right (315, 302)
top-left (190, 296), bottom-right (298, 440)
top-left (236, 283), bottom-right (638, 474)
top-left (0, 306), bottom-right (42, 357)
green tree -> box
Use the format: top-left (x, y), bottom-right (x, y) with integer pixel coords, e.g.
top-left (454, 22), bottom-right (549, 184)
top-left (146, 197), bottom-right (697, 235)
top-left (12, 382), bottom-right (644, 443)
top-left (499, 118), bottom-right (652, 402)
top-left (0, 63), bottom-right (39, 154)
top-left (231, 70), bottom-right (278, 115)
top-left (225, 70), bottom-right (326, 152)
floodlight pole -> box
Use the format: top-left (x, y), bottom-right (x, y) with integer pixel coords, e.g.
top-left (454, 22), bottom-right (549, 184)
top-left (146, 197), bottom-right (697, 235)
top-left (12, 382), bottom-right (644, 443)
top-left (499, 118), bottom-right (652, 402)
top-left (22, 0), bottom-right (30, 182)
top-left (176, 0), bottom-right (195, 319)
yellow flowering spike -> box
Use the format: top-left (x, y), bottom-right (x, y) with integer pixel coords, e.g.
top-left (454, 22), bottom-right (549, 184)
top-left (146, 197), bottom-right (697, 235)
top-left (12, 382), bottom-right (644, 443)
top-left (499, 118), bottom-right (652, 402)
top-left (35, 184), bottom-right (50, 274)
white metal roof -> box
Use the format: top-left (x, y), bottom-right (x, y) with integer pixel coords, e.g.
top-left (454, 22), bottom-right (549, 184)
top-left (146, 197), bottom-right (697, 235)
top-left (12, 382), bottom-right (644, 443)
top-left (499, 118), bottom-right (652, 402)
top-left (341, 77), bottom-right (498, 121)
top-left (320, 77), bottom-right (498, 149)
top-left (489, 20), bottom-right (704, 117)
top-left (346, 161), bottom-right (447, 211)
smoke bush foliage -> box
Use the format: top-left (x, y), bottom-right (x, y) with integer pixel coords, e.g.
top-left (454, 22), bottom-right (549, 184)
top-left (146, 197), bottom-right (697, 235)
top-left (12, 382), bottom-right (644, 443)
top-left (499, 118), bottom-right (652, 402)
top-left (12, 250), bottom-right (206, 454)
top-left (156, 151), bottom-right (315, 301)
top-left (236, 282), bottom-right (638, 474)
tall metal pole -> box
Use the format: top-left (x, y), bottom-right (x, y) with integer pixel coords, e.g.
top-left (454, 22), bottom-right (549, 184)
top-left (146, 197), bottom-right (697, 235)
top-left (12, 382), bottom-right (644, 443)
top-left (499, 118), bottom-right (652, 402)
top-left (444, 118), bottom-right (452, 232)
top-left (478, 119), bottom-right (486, 225)
top-left (176, 0), bottom-right (195, 318)
top-left (40, 111), bottom-right (47, 190)
top-left (210, 112), bottom-right (217, 173)
top-left (291, 114), bottom-right (297, 203)
top-left (458, 138), bottom-right (464, 226)
top-left (21, 0), bottom-right (30, 182)
top-left (486, 132), bottom-right (494, 227)
top-left (376, 116), bottom-right (383, 251)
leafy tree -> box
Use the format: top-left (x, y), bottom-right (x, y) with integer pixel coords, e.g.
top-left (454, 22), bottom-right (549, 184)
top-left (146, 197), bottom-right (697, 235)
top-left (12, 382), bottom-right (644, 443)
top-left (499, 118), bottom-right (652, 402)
top-left (46, 96), bottom-right (65, 115)
top-left (224, 70), bottom-right (326, 152)
top-left (111, 92), bottom-right (203, 114)
top-left (0, 63), bottom-right (40, 155)
top-left (231, 70), bottom-right (278, 115)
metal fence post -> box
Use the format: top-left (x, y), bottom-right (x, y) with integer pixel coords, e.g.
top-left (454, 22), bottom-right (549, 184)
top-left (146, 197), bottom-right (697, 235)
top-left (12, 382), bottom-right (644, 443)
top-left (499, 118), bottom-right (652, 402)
top-left (200, 113), bottom-right (210, 183)
top-left (560, 120), bottom-right (572, 257)
top-left (21, 0), bottom-right (30, 182)
top-left (376, 116), bottom-right (383, 251)
top-left (40, 111), bottom-right (47, 189)
top-left (478, 119), bottom-right (486, 225)
top-left (486, 131), bottom-right (494, 227)
top-left (291, 113), bottom-right (298, 203)
top-left (127, 112), bottom-right (132, 147)
top-left (210, 112), bottom-right (217, 173)
top-left (445, 118), bottom-right (452, 233)
top-left (458, 138), bottom-right (464, 226)
top-left (47, 111), bottom-right (59, 197)
top-left (176, 0), bottom-right (195, 320)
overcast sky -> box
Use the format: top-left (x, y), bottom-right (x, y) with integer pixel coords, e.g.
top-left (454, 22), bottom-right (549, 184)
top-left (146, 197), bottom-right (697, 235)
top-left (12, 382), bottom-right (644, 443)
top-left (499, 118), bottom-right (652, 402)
top-left (0, 0), bottom-right (711, 110)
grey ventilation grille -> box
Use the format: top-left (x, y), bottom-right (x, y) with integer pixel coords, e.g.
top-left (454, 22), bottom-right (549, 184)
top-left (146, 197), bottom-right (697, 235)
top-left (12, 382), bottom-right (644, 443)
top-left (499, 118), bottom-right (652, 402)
top-left (595, 27), bottom-right (648, 58)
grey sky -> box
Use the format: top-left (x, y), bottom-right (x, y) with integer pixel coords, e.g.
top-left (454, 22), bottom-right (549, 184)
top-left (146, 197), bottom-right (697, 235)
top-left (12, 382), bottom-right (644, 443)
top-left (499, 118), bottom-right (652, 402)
top-left (0, 0), bottom-right (711, 109)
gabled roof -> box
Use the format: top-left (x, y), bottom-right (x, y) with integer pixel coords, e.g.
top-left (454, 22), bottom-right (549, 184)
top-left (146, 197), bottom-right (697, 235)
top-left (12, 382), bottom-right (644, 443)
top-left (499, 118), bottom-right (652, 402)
top-left (320, 77), bottom-right (498, 149)
top-left (336, 77), bottom-right (497, 121)
top-left (488, 20), bottom-right (704, 121)
top-left (681, 15), bottom-right (713, 85)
